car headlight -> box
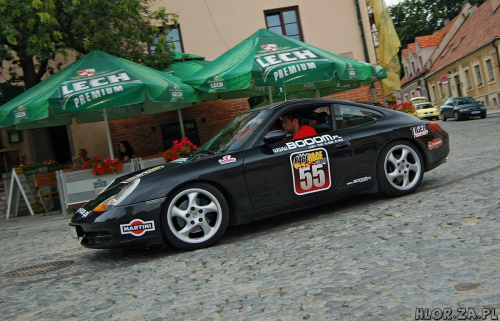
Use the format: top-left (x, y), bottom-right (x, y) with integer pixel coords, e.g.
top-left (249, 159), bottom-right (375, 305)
top-left (93, 179), bottom-right (140, 213)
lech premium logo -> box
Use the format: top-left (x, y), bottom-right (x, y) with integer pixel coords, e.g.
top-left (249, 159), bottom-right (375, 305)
top-left (170, 85), bottom-right (184, 98)
top-left (58, 70), bottom-right (139, 110)
top-left (208, 76), bottom-right (225, 90)
top-left (77, 69), bottom-right (96, 77)
top-left (254, 47), bottom-right (322, 83)
top-left (93, 179), bottom-right (107, 189)
top-left (14, 105), bottom-right (27, 120)
top-left (261, 44), bottom-right (278, 52)
top-left (348, 64), bottom-right (357, 77)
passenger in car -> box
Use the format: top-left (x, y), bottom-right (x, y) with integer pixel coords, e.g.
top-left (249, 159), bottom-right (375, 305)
top-left (280, 112), bottom-right (317, 141)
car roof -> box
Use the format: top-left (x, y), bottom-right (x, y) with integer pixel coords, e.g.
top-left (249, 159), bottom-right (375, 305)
top-left (256, 98), bottom-right (386, 112)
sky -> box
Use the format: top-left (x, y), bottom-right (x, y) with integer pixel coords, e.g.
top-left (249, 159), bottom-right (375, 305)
top-left (385, 0), bottom-right (402, 6)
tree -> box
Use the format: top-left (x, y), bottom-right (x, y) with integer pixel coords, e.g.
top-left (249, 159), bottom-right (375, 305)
top-left (0, 0), bottom-right (178, 89)
top-left (389, 0), bottom-right (486, 50)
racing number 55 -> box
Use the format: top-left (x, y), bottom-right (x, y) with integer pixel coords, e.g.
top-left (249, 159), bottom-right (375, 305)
top-left (290, 148), bottom-right (332, 195)
top-left (299, 164), bottom-right (326, 190)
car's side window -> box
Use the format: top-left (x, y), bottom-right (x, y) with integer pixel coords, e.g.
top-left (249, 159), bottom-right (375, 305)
top-left (266, 105), bottom-right (333, 134)
top-left (334, 104), bottom-right (383, 130)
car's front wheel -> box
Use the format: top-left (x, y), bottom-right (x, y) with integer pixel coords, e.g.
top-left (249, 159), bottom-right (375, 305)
top-left (440, 112), bottom-right (447, 121)
top-left (377, 141), bottom-right (424, 197)
top-left (454, 111), bottom-right (462, 121)
top-left (161, 183), bottom-right (229, 250)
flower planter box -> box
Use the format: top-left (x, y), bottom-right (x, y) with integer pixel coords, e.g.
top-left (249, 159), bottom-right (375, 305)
top-left (91, 162), bottom-right (123, 175)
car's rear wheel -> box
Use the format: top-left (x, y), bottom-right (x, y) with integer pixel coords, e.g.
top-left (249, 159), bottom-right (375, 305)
top-left (377, 141), bottom-right (424, 197)
top-left (440, 112), bottom-right (447, 121)
top-left (161, 183), bottom-right (229, 250)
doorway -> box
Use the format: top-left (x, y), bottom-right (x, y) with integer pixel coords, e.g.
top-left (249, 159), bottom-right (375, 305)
top-left (31, 126), bottom-right (72, 165)
top-left (454, 75), bottom-right (462, 97)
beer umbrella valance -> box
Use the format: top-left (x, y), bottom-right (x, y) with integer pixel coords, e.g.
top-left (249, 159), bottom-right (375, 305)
top-left (0, 50), bottom-right (201, 158)
top-left (184, 28), bottom-right (386, 102)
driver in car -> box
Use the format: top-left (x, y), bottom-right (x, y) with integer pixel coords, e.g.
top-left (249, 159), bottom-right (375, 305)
top-left (280, 112), bottom-right (317, 141)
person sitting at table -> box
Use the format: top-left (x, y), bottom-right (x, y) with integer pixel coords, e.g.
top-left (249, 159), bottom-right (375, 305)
top-left (118, 140), bottom-right (136, 161)
top-left (73, 148), bottom-right (90, 168)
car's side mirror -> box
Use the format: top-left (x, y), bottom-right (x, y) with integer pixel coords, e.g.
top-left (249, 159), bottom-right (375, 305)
top-left (263, 130), bottom-right (287, 143)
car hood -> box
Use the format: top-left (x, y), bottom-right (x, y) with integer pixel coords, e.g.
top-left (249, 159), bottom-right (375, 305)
top-left (454, 103), bottom-right (483, 109)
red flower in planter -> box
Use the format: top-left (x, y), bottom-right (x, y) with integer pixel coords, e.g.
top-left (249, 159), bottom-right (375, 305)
top-left (163, 137), bottom-right (198, 162)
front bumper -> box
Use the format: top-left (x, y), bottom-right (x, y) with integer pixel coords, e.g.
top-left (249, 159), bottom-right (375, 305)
top-left (417, 110), bottom-right (440, 119)
top-left (458, 109), bottom-right (486, 118)
top-left (69, 200), bottom-right (164, 249)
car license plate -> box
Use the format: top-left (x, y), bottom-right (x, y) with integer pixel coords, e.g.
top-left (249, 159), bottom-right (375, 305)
top-left (471, 111), bottom-right (480, 114)
top-left (70, 226), bottom-right (79, 239)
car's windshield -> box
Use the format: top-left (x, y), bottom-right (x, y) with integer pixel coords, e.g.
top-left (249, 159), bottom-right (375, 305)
top-left (199, 109), bottom-right (271, 153)
top-left (411, 98), bottom-right (427, 104)
top-left (455, 97), bottom-right (477, 105)
top-left (416, 103), bottom-right (434, 109)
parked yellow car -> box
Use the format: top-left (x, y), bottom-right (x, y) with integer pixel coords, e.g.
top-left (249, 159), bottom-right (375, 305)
top-left (414, 102), bottom-right (440, 120)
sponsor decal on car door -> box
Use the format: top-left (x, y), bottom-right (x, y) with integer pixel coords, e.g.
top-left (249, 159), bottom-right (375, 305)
top-left (290, 148), bottom-right (331, 195)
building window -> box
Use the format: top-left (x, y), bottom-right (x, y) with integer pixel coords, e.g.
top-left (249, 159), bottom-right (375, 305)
top-left (464, 69), bottom-right (472, 90)
top-left (151, 25), bottom-right (184, 53)
top-left (474, 64), bottom-right (483, 87)
top-left (161, 120), bottom-right (199, 150)
top-left (485, 59), bottom-right (495, 82)
top-left (418, 56), bottom-right (423, 70)
top-left (431, 85), bottom-right (437, 103)
top-left (411, 62), bottom-right (416, 74)
top-left (265, 7), bottom-right (303, 41)
top-left (404, 67), bottom-right (409, 78)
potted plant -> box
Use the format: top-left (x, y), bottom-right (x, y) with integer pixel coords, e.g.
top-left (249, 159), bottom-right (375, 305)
top-left (163, 137), bottom-right (198, 162)
top-left (85, 156), bottom-right (123, 175)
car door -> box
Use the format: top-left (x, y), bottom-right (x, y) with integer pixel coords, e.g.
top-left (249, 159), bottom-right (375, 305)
top-left (243, 105), bottom-right (353, 210)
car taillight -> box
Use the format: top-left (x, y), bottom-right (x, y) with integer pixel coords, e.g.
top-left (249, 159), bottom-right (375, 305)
top-left (428, 121), bottom-right (442, 132)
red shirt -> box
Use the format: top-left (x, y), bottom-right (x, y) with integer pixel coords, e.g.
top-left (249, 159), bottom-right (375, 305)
top-left (293, 125), bottom-right (317, 140)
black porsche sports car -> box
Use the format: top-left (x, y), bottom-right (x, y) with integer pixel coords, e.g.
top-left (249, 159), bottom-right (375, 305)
top-left (70, 98), bottom-right (449, 250)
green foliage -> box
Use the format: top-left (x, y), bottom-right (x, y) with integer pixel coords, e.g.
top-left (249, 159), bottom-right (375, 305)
top-left (0, 0), bottom-right (178, 89)
top-left (388, 0), bottom-right (487, 50)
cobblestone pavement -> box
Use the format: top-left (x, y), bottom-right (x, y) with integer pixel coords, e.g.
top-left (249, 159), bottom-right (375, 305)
top-left (1, 112), bottom-right (499, 321)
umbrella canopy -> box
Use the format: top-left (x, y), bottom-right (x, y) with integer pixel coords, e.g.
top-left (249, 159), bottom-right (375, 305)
top-left (164, 59), bottom-right (211, 79)
top-left (164, 60), bottom-right (220, 101)
top-left (184, 29), bottom-right (386, 102)
top-left (0, 50), bottom-right (201, 158)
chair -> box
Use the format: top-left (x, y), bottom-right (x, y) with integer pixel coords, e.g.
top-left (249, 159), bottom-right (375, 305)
top-left (315, 112), bottom-right (333, 134)
top-left (34, 172), bottom-right (60, 215)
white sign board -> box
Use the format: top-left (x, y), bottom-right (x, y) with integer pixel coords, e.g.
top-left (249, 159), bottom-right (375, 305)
top-left (6, 168), bottom-right (37, 219)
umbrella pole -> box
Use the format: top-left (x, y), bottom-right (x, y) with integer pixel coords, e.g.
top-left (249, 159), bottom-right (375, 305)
top-left (177, 109), bottom-right (186, 137)
top-left (268, 87), bottom-right (273, 104)
top-left (103, 109), bottom-right (115, 160)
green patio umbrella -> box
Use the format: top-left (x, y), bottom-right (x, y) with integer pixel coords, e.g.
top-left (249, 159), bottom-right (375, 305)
top-left (164, 59), bottom-right (219, 102)
top-left (185, 29), bottom-right (386, 103)
top-left (0, 50), bottom-right (201, 158)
